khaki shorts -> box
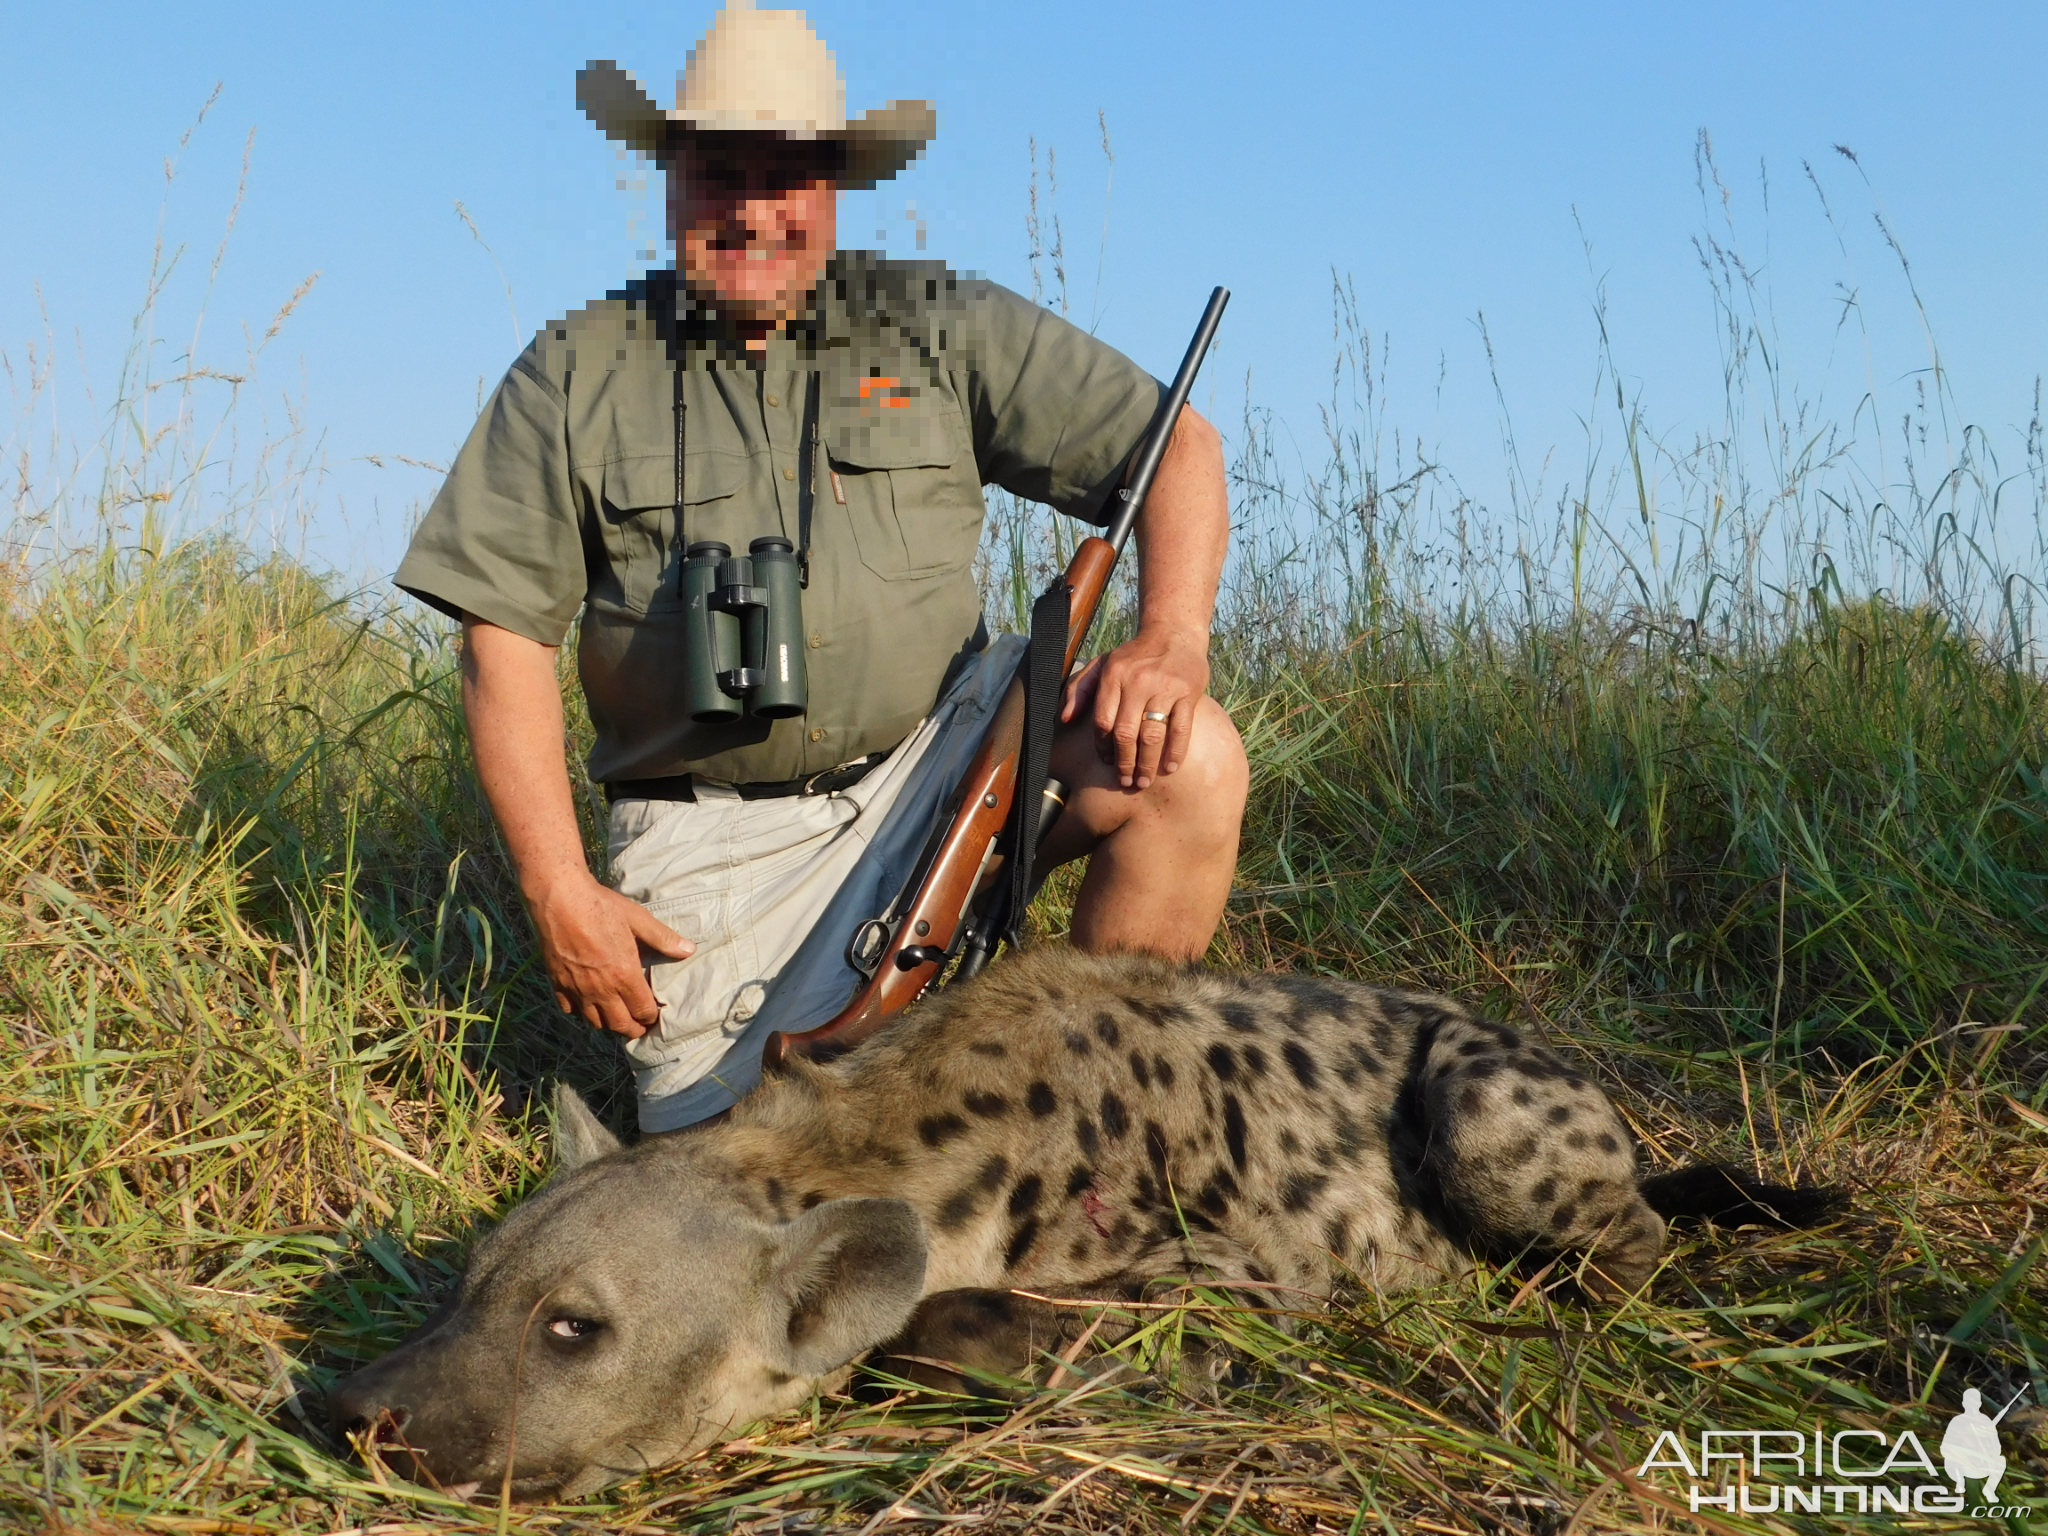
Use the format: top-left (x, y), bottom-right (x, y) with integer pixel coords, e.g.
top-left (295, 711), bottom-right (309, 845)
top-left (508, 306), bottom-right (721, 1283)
top-left (607, 636), bottom-right (1025, 1131)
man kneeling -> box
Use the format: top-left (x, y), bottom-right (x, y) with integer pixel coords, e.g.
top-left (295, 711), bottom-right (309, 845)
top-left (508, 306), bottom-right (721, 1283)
top-left (394, 1), bottom-right (1247, 1131)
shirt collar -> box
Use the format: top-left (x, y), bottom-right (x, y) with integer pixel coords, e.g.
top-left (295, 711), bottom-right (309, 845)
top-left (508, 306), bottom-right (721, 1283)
top-left (648, 265), bottom-right (828, 366)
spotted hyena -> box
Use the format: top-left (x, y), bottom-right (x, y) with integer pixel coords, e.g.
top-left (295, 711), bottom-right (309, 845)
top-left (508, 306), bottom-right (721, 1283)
top-left (329, 945), bottom-right (1835, 1498)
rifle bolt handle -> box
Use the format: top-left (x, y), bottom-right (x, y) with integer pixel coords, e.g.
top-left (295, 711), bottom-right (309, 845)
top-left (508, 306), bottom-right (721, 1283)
top-left (896, 944), bottom-right (948, 970)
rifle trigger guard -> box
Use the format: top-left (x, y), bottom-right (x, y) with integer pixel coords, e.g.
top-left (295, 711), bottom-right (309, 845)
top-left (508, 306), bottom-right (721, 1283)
top-left (846, 918), bottom-right (893, 978)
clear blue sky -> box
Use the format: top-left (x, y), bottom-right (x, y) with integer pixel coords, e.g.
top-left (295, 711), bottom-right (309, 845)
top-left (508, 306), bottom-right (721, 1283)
top-left (4, 0), bottom-right (2043, 584)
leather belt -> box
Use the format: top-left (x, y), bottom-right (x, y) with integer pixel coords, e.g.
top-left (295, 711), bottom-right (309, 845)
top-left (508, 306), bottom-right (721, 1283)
top-left (604, 749), bottom-right (890, 806)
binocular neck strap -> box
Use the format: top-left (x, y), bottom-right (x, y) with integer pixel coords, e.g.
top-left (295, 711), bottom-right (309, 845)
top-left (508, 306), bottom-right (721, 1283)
top-left (797, 370), bottom-right (819, 588)
top-left (672, 363), bottom-right (687, 546)
top-left (671, 365), bottom-right (819, 585)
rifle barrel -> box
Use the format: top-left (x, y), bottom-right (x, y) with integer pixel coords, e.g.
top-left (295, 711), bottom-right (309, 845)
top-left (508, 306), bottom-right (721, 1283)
top-left (1103, 286), bottom-right (1231, 555)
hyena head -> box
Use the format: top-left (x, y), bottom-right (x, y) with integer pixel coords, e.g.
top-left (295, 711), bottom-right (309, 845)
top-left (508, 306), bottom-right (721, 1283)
top-left (325, 1089), bottom-right (927, 1500)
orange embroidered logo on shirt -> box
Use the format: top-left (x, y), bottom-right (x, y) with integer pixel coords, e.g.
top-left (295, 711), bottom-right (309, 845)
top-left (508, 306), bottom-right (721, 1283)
top-left (858, 376), bottom-right (913, 408)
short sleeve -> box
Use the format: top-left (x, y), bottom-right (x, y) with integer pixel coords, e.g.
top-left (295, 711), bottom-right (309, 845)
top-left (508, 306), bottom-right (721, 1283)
top-left (393, 350), bottom-right (585, 644)
top-left (963, 284), bottom-right (1166, 526)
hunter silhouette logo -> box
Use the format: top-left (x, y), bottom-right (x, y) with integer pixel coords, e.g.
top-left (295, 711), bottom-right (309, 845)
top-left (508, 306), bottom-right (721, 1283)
top-left (1942, 1387), bottom-right (2024, 1505)
top-left (1636, 1386), bottom-right (2032, 1520)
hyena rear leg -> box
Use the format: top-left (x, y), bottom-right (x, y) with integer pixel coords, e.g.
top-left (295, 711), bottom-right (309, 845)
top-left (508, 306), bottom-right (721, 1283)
top-left (1414, 1012), bottom-right (1666, 1296)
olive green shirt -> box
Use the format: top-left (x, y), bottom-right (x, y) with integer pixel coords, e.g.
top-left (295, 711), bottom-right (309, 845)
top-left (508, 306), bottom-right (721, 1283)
top-left (396, 253), bottom-right (1164, 783)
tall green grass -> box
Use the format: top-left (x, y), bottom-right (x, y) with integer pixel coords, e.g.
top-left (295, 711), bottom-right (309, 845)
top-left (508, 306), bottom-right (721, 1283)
top-left (4, 134), bottom-right (2046, 1533)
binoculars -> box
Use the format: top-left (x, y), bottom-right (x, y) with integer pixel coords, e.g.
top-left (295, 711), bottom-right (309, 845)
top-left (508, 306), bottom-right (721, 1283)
top-left (682, 538), bottom-right (809, 723)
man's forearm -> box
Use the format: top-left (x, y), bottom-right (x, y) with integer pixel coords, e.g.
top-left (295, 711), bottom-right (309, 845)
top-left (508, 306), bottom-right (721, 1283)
top-left (1133, 406), bottom-right (1229, 640)
top-left (458, 616), bottom-right (689, 1034)
top-left (460, 617), bottom-right (591, 898)
top-left (1065, 405), bottom-right (1229, 788)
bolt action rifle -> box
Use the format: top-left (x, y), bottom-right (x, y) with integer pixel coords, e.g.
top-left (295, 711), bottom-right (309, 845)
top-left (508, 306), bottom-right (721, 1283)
top-left (763, 286), bottom-right (1230, 1069)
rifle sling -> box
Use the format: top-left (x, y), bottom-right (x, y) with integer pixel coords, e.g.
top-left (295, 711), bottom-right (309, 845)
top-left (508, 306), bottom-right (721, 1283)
top-left (1003, 578), bottom-right (1070, 947)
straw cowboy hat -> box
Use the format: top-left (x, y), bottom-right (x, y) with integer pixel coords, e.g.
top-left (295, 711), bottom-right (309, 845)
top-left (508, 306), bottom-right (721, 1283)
top-left (576, 1), bottom-right (936, 190)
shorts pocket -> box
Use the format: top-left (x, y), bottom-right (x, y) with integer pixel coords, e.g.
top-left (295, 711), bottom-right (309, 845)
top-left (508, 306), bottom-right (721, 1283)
top-left (626, 893), bottom-right (769, 1070)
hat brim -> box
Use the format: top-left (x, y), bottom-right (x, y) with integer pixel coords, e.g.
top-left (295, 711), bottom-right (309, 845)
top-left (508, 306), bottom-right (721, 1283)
top-left (576, 61), bottom-right (934, 190)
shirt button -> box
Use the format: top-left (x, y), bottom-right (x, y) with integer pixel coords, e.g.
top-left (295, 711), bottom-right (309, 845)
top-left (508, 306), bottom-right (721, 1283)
top-left (807, 633), bottom-right (823, 649)
top-left (783, 465), bottom-right (796, 481)
top-left (809, 728), bottom-right (826, 742)
top-left (766, 393), bottom-right (780, 407)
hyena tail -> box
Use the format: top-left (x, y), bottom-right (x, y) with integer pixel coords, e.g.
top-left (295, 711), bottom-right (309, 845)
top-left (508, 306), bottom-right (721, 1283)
top-left (1638, 1164), bottom-right (1845, 1228)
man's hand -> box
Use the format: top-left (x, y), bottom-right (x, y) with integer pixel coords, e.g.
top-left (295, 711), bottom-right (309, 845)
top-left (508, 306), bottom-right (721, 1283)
top-left (1061, 626), bottom-right (1212, 790)
top-left (526, 872), bottom-right (694, 1039)
top-left (459, 616), bottom-right (697, 1040)
top-left (1056, 405), bottom-right (1227, 792)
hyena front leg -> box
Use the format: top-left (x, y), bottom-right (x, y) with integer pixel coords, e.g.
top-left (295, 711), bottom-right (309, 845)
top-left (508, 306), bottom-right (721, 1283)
top-left (873, 1237), bottom-right (1285, 1400)
top-left (871, 1287), bottom-right (1131, 1399)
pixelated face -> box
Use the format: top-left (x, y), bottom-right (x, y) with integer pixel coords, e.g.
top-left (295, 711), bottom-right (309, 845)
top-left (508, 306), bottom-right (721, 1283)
top-left (669, 134), bottom-right (840, 324)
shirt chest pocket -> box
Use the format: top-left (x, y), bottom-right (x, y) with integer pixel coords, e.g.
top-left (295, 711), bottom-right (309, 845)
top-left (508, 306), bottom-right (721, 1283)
top-left (595, 450), bottom-right (746, 612)
top-left (826, 404), bottom-right (985, 582)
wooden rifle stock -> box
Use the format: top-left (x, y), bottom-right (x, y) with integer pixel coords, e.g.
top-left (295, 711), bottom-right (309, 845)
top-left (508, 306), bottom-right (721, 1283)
top-left (763, 287), bottom-right (1229, 1069)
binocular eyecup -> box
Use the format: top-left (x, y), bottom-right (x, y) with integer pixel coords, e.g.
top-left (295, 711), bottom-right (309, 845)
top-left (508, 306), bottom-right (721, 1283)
top-left (683, 537), bottom-right (809, 723)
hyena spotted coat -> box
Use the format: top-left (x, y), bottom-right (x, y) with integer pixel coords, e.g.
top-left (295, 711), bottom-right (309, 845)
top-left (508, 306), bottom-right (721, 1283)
top-left (742, 946), bottom-right (1661, 1298)
top-left (329, 947), bottom-right (1833, 1498)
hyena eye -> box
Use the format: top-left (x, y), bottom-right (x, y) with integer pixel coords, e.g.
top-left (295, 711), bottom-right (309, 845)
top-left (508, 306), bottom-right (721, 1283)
top-left (547, 1317), bottom-right (602, 1341)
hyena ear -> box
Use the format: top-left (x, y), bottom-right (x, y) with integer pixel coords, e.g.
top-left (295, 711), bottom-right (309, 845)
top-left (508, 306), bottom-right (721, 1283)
top-left (552, 1083), bottom-right (623, 1170)
top-left (769, 1197), bottom-right (929, 1377)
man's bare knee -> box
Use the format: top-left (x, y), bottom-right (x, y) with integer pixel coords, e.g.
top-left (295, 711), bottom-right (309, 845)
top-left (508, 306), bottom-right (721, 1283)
top-left (1157, 697), bottom-right (1248, 821)
top-left (1043, 695), bottom-right (1247, 868)
top-left (1183, 697), bottom-right (1248, 787)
